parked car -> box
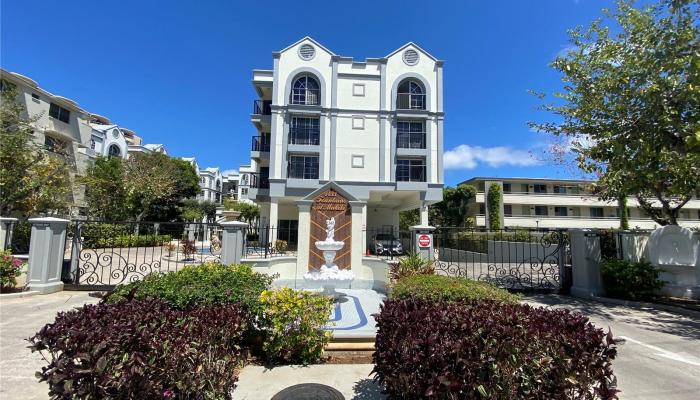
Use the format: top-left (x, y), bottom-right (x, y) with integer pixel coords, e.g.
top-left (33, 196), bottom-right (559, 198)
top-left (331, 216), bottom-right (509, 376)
top-left (371, 233), bottom-right (403, 255)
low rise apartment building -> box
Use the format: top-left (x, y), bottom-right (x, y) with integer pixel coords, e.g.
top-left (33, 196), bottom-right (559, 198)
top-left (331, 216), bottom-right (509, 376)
top-left (463, 177), bottom-right (700, 229)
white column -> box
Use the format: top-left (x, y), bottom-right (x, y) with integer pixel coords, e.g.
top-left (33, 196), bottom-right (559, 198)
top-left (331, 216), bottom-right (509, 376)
top-left (350, 203), bottom-right (366, 270)
top-left (420, 203), bottom-right (429, 226)
top-left (268, 198), bottom-right (279, 228)
top-left (0, 217), bottom-right (18, 250)
top-left (27, 217), bottom-right (69, 294)
top-left (296, 203), bottom-right (311, 275)
top-left (220, 221), bottom-right (248, 265)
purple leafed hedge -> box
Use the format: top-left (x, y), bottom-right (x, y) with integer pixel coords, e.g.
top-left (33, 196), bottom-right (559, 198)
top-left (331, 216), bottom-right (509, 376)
top-left (372, 299), bottom-right (618, 399)
top-left (28, 299), bottom-right (249, 399)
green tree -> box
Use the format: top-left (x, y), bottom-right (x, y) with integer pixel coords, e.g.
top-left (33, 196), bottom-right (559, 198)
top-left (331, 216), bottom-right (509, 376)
top-left (232, 202), bottom-right (260, 225)
top-left (532, 0), bottom-right (700, 225)
top-left (399, 209), bottom-right (420, 231)
top-left (0, 83), bottom-right (71, 216)
top-left (431, 184), bottom-right (477, 227)
top-left (198, 200), bottom-right (218, 223)
top-left (180, 199), bottom-right (204, 222)
top-left (81, 156), bottom-right (127, 220)
top-left (487, 183), bottom-right (502, 230)
top-left (144, 158), bottom-right (200, 221)
top-left (124, 152), bottom-right (178, 223)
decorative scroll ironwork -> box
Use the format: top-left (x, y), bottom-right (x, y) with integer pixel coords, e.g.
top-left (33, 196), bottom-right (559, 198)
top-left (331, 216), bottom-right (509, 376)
top-left (64, 221), bottom-right (221, 289)
top-left (432, 228), bottom-right (570, 291)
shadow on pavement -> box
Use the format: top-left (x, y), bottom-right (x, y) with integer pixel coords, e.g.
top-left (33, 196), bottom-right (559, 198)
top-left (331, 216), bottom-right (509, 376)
top-left (351, 378), bottom-right (386, 400)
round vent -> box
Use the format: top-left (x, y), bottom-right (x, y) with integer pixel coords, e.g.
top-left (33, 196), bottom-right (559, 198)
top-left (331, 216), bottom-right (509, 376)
top-left (299, 44), bottom-right (315, 60)
top-left (112, 129), bottom-right (119, 139)
top-left (403, 49), bottom-right (419, 66)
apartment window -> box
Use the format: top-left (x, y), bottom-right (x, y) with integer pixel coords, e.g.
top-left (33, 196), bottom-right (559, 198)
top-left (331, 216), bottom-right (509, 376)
top-left (49, 103), bottom-right (70, 123)
top-left (107, 144), bottom-right (121, 158)
top-left (44, 135), bottom-right (66, 154)
top-left (479, 204), bottom-right (486, 215)
top-left (502, 183), bottom-right (511, 193)
top-left (290, 75), bottom-right (320, 105)
top-left (478, 182), bottom-right (485, 192)
top-left (396, 121), bottom-right (425, 149)
top-left (90, 139), bottom-right (96, 150)
top-left (396, 159), bottom-right (426, 182)
top-left (288, 155), bottom-right (319, 179)
top-left (553, 185), bottom-right (566, 194)
top-left (522, 184), bottom-right (529, 193)
top-left (352, 83), bottom-right (365, 96)
top-left (590, 207), bottom-right (604, 219)
top-left (241, 188), bottom-right (248, 196)
top-left (277, 219), bottom-right (299, 246)
top-left (534, 184), bottom-right (547, 194)
top-left (396, 80), bottom-right (425, 110)
top-left (31, 93), bottom-right (40, 101)
top-left (554, 206), bottom-right (568, 217)
top-left (289, 117), bottom-right (320, 145)
top-left (504, 204), bottom-right (512, 217)
top-left (534, 206), bottom-right (548, 216)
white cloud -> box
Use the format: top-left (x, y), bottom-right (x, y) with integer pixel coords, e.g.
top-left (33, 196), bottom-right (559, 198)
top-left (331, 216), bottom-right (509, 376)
top-left (221, 168), bottom-right (239, 176)
top-left (444, 144), bottom-right (540, 170)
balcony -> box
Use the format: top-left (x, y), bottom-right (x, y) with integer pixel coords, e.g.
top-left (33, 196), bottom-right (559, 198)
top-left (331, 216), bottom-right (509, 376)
top-left (249, 173), bottom-right (270, 189)
top-left (288, 127), bottom-right (320, 146)
top-left (397, 131), bottom-right (426, 149)
top-left (253, 100), bottom-right (272, 115)
top-left (290, 88), bottom-right (321, 106)
top-left (251, 136), bottom-right (270, 159)
top-left (396, 93), bottom-right (426, 110)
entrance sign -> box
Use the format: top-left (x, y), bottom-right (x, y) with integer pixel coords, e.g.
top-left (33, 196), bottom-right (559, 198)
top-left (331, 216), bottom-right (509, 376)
top-left (309, 189), bottom-right (351, 270)
top-left (418, 234), bottom-right (431, 248)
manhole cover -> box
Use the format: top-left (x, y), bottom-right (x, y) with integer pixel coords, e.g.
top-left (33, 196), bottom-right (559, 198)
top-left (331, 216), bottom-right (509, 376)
top-left (271, 383), bottom-right (345, 400)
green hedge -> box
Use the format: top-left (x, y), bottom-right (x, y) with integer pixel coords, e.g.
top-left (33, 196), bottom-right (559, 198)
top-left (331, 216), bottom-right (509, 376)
top-left (95, 234), bottom-right (172, 248)
top-left (80, 223), bottom-right (131, 247)
top-left (601, 258), bottom-right (663, 301)
top-left (390, 274), bottom-right (520, 304)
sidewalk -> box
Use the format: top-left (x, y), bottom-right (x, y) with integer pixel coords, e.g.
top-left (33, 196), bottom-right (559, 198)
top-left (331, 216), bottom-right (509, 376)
top-left (0, 291), bottom-right (98, 400)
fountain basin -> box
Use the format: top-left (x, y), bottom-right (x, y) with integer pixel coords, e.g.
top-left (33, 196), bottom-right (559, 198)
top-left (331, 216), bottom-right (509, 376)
top-left (315, 240), bottom-right (344, 251)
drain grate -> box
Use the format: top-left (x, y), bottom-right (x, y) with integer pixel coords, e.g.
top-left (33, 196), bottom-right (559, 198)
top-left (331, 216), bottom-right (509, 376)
top-left (271, 383), bottom-right (345, 400)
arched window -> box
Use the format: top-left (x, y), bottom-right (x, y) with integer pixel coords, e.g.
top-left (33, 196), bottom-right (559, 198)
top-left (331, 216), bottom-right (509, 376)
top-left (290, 75), bottom-right (320, 105)
top-left (107, 144), bottom-right (121, 158)
top-left (397, 79), bottom-right (425, 110)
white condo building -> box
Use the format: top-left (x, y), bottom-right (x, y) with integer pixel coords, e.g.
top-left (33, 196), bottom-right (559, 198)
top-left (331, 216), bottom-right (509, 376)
top-left (243, 37), bottom-right (444, 250)
top-left (463, 177), bottom-right (700, 229)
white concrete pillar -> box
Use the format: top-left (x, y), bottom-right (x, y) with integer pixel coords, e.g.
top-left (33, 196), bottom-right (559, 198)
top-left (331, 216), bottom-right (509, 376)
top-left (350, 202), bottom-right (366, 270)
top-left (268, 198), bottom-right (279, 228)
top-left (220, 221), bottom-right (248, 265)
top-left (27, 217), bottom-right (69, 294)
top-left (0, 217), bottom-right (18, 250)
top-left (296, 202), bottom-right (311, 273)
top-left (420, 204), bottom-right (429, 226)
top-left (569, 229), bottom-right (604, 298)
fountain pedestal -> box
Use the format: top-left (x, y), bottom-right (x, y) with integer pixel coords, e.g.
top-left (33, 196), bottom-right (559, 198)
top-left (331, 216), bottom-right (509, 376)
top-left (303, 218), bottom-right (355, 297)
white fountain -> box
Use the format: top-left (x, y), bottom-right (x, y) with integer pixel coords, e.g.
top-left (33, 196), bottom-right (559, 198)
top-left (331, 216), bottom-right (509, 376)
top-left (303, 217), bottom-right (355, 297)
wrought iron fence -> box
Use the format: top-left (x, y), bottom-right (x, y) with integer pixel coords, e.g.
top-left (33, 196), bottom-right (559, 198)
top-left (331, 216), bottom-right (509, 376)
top-left (432, 227), bottom-right (570, 291)
top-left (63, 220), bottom-right (222, 290)
top-left (243, 225), bottom-right (298, 258)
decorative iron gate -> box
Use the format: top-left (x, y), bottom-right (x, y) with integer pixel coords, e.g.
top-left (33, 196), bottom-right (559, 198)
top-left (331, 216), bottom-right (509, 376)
top-left (63, 221), bottom-right (221, 290)
top-left (432, 228), bottom-right (570, 291)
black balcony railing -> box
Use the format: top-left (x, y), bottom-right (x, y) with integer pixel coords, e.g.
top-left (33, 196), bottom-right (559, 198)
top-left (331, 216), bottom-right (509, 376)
top-left (251, 136), bottom-right (270, 152)
top-left (290, 89), bottom-right (321, 105)
top-left (397, 132), bottom-right (426, 149)
top-left (396, 162), bottom-right (426, 182)
top-left (253, 100), bottom-right (272, 115)
top-left (249, 173), bottom-right (270, 189)
top-left (396, 93), bottom-right (426, 110)
top-left (289, 127), bottom-right (320, 145)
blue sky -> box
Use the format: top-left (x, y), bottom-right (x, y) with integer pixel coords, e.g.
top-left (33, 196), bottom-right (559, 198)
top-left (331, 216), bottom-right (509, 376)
top-left (2, 0), bottom-right (617, 185)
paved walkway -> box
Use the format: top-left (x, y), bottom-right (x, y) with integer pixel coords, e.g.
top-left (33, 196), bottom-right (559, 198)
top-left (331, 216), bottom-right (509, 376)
top-left (0, 292), bottom-right (99, 400)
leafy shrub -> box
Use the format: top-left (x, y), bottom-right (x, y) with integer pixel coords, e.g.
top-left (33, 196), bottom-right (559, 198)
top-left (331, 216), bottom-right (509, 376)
top-left (274, 240), bottom-right (288, 253)
top-left (0, 250), bottom-right (24, 290)
top-left (373, 298), bottom-right (618, 399)
top-left (108, 263), bottom-right (274, 313)
top-left (80, 223), bottom-right (131, 247)
top-left (164, 242), bottom-right (177, 257)
top-left (180, 239), bottom-right (197, 259)
top-left (601, 258), bottom-right (663, 301)
top-left (95, 234), bottom-right (172, 248)
top-left (29, 298), bottom-right (248, 399)
top-left (599, 229), bottom-right (620, 259)
top-left (258, 287), bottom-right (333, 364)
top-left (487, 183), bottom-right (502, 230)
top-left (391, 274), bottom-right (520, 304)
top-left (10, 220), bottom-right (30, 253)
top-left (389, 252), bottom-right (434, 282)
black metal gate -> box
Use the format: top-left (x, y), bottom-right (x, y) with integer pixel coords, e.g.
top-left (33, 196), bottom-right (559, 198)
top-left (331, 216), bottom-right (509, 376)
top-left (62, 220), bottom-right (221, 290)
top-left (432, 228), bottom-right (571, 292)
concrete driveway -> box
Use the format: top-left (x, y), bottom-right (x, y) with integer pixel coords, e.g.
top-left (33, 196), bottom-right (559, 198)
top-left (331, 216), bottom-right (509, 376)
top-left (526, 295), bottom-right (700, 400)
top-left (1, 291), bottom-right (698, 399)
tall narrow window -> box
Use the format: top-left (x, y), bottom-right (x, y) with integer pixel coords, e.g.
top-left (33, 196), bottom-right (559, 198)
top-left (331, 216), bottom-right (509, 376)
top-left (396, 159), bottom-right (426, 182)
top-left (107, 144), bottom-right (121, 158)
top-left (49, 103), bottom-right (70, 123)
top-left (289, 117), bottom-right (320, 145)
top-left (396, 121), bottom-right (425, 149)
top-left (290, 76), bottom-right (320, 105)
top-left (396, 80), bottom-right (425, 110)
top-left (288, 155), bottom-right (319, 179)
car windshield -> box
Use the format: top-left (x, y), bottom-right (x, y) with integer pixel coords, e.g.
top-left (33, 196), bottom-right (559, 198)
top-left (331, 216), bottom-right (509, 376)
top-left (375, 234), bottom-right (396, 241)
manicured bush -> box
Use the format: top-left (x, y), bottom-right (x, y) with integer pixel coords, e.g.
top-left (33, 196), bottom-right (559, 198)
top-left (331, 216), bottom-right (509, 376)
top-left (601, 258), bottom-right (663, 301)
top-left (0, 250), bottom-right (24, 290)
top-left (389, 252), bottom-right (434, 282)
top-left (29, 298), bottom-right (248, 399)
top-left (96, 234), bottom-right (172, 248)
top-left (391, 274), bottom-right (521, 304)
top-left (258, 287), bottom-right (334, 364)
top-left (487, 183), bottom-right (502, 230)
top-left (80, 223), bottom-right (131, 247)
top-left (108, 263), bottom-right (274, 313)
top-left (373, 298), bottom-right (618, 399)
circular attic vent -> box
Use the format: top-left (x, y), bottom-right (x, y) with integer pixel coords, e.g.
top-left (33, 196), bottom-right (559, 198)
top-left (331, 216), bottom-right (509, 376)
top-left (403, 49), bottom-right (419, 66)
top-left (299, 44), bottom-right (316, 60)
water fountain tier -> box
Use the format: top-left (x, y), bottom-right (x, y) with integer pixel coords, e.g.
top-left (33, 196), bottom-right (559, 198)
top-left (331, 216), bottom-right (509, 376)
top-left (303, 217), bottom-right (355, 294)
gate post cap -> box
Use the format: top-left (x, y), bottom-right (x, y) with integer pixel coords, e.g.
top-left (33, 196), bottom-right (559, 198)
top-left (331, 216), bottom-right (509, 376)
top-left (410, 225), bottom-right (435, 232)
top-left (220, 221), bottom-right (248, 229)
top-left (0, 217), bottom-right (18, 222)
top-left (28, 217), bottom-right (70, 225)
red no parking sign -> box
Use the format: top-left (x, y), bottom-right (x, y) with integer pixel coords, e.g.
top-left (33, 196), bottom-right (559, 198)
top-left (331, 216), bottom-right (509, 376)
top-left (418, 234), bottom-right (431, 248)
